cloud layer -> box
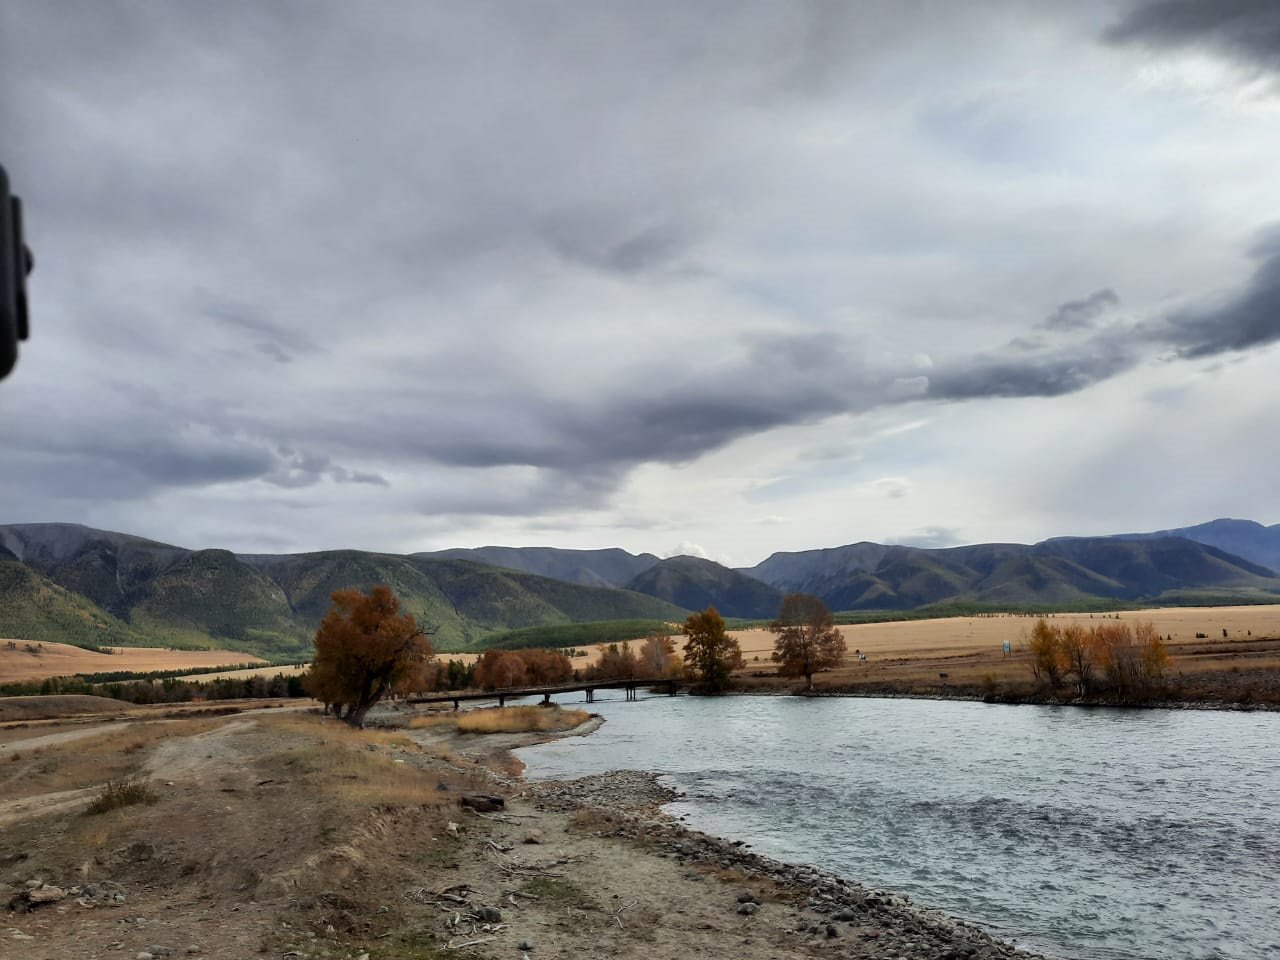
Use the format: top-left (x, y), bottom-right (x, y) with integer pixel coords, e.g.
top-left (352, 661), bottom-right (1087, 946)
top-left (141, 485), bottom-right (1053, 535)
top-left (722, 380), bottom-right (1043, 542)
top-left (2, 1), bottom-right (1279, 563)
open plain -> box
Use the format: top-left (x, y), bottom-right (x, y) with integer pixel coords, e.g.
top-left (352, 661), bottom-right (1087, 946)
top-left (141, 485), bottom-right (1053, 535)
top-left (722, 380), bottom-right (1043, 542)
top-left (0, 642), bottom-right (266, 685)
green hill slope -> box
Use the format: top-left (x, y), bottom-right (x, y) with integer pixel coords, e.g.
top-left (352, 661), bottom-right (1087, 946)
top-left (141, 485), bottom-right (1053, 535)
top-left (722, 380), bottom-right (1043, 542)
top-left (0, 525), bottom-right (690, 656)
top-left (624, 555), bottom-right (783, 618)
top-left (0, 558), bottom-right (147, 648)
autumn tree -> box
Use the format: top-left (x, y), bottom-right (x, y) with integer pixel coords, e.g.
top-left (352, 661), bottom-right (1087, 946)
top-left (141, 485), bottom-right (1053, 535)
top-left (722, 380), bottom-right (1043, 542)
top-left (638, 631), bottom-right (681, 679)
top-left (473, 649), bottom-right (529, 690)
top-left (769, 593), bottom-right (847, 690)
top-left (590, 641), bottom-right (640, 681)
top-left (1026, 619), bottom-right (1168, 698)
top-left (1028, 619), bottom-right (1068, 689)
top-left (1059, 623), bottom-right (1094, 695)
top-left (682, 606), bottom-right (743, 692)
top-left (472, 647), bottom-right (574, 689)
top-left (305, 585), bottom-right (434, 728)
top-left (519, 647), bottom-right (574, 685)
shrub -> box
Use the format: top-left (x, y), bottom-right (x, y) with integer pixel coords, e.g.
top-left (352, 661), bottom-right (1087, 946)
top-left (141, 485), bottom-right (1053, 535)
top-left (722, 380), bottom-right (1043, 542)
top-left (86, 778), bottom-right (157, 815)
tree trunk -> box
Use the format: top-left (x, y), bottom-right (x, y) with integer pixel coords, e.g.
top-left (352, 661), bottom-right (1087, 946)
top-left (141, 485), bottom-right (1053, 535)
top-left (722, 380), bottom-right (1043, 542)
top-left (344, 703), bottom-right (373, 728)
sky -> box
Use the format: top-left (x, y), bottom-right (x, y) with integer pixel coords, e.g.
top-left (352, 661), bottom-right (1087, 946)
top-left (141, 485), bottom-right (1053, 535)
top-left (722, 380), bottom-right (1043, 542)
top-left (2, 0), bottom-right (1279, 568)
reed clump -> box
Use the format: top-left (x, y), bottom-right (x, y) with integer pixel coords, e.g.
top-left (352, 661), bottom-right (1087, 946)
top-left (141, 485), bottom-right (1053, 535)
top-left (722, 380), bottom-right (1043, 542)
top-left (456, 705), bottom-right (591, 734)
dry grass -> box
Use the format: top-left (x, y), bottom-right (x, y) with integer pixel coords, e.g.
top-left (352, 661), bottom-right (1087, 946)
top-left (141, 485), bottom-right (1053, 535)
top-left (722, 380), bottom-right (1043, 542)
top-left (0, 716), bottom-right (226, 803)
top-left (258, 712), bottom-right (451, 809)
top-left (455, 705), bottom-right (591, 734)
top-left (193, 663), bottom-right (310, 682)
top-left (0, 641), bottom-right (266, 684)
top-left (726, 606), bottom-right (1280, 701)
top-left (85, 777), bottom-right (157, 814)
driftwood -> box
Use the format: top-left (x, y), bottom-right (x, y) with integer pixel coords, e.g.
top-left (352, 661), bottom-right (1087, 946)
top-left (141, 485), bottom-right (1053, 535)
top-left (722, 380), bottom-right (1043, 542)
top-left (459, 793), bottom-right (505, 813)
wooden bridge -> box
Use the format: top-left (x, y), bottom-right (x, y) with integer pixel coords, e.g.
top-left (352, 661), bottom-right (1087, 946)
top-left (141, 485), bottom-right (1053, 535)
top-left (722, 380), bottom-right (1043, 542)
top-left (407, 677), bottom-right (682, 710)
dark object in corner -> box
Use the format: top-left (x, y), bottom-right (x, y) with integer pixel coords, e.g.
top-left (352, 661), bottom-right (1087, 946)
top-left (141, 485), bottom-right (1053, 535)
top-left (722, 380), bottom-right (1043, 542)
top-left (1, 163), bottom-right (33, 381)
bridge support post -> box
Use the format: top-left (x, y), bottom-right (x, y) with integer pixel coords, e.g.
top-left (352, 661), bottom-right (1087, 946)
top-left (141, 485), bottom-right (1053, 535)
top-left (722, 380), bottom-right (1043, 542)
top-left (453, 698), bottom-right (459, 711)
top-left (542, 692), bottom-right (552, 705)
top-left (586, 688), bottom-right (594, 703)
top-left (499, 694), bottom-right (506, 708)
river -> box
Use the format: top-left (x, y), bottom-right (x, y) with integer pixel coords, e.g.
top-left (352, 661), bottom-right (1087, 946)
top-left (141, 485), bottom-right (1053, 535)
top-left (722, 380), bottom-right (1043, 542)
top-left (515, 694), bottom-right (1280, 960)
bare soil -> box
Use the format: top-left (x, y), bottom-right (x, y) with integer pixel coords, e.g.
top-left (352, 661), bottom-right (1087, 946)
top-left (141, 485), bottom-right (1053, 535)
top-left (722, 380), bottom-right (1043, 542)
top-left (0, 695), bottom-right (133, 722)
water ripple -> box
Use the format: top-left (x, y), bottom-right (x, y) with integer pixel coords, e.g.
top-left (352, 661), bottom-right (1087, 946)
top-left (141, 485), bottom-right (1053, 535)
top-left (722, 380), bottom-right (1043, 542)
top-left (518, 696), bottom-right (1280, 960)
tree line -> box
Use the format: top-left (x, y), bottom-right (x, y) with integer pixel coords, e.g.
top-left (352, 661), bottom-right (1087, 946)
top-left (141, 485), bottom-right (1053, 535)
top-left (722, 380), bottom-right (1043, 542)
top-left (301, 585), bottom-right (850, 725)
top-left (1028, 618), bottom-right (1170, 697)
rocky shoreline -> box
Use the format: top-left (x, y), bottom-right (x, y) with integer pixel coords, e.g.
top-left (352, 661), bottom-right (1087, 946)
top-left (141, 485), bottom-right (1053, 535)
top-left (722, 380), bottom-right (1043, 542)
top-left (526, 769), bottom-right (1055, 960)
top-left (785, 686), bottom-right (1280, 712)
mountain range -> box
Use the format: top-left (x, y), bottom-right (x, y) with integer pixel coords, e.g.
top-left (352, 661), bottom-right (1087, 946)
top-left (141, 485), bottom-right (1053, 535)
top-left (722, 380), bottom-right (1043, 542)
top-left (2, 518), bottom-right (1279, 659)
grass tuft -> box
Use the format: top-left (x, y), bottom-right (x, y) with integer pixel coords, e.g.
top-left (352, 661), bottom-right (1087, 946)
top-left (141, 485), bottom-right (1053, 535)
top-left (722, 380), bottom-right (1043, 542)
top-left (455, 705), bottom-right (591, 734)
top-left (86, 777), bottom-right (157, 814)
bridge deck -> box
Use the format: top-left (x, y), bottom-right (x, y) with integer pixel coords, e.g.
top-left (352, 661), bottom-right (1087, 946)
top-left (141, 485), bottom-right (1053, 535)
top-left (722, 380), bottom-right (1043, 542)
top-left (407, 677), bottom-right (681, 708)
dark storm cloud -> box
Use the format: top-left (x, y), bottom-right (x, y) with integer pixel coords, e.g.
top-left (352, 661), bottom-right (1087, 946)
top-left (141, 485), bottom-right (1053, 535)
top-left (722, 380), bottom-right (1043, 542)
top-left (924, 348), bottom-right (1137, 401)
top-left (1041, 288), bottom-right (1119, 331)
top-left (1105, 0), bottom-right (1280, 70)
top-left (1163, 243), bottom-right (1280, 358)
top-left (4, 0), bottom-right (1280, 551)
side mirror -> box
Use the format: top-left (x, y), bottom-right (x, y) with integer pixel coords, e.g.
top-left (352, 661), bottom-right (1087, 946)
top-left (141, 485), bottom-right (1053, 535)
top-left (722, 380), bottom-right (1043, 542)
top-left (1, 163), bottom-right (33, 381)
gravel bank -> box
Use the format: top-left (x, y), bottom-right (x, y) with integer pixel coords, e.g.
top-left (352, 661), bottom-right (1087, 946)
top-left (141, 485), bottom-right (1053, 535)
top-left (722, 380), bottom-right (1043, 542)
top-left (529, 770), bottom-right (1056, 960)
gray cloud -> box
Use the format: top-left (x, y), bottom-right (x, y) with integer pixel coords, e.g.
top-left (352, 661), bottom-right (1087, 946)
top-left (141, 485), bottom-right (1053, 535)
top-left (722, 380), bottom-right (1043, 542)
top-left (1041, 288), bottom-right (1119, 331)
top-left (1164, 244), bottom-right (1280, 358)
top-left (888, 526), bottom-right (964, 549)
top-left (1105, 1), bottom-right (1280, 70)
top-left (925, 346), bottom-right (1137, 401)
top-left (2, 2), bottom-right (1278, 555)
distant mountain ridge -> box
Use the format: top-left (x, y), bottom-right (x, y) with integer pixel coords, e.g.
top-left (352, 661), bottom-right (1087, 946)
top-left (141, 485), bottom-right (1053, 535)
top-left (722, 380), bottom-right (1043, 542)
top-left (742, 535), bottom-right (1280, 611)
top-left (415, 545), bottom-right (659, 588)
top-left (0, 523), bottom-right (686, 657)
top-left (4, 518), bottom-right (1279, 657)
top-left (1089, 518), bottom-right (1280, 574)
top-left (623, 555), bottom-right (783, 619)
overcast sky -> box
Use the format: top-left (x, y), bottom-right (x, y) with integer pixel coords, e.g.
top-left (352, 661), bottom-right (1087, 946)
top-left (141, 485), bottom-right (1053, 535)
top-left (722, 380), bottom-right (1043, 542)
top-left (3, 1), bottom-right (1279, 566)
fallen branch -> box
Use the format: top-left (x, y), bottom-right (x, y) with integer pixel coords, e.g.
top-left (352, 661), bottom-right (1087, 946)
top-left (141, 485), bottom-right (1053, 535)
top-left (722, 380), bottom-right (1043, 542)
top-left (447, 936), bottom-right (496, 950)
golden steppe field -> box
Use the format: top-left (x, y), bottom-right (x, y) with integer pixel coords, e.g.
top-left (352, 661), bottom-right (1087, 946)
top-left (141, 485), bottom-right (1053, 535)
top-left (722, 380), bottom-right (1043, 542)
top-left (724, 605), bottom-right (1280, 703)
top-left (5, 604), bottom-right (1280, 705)
top-left (0, 640), bottom-right (266, 684)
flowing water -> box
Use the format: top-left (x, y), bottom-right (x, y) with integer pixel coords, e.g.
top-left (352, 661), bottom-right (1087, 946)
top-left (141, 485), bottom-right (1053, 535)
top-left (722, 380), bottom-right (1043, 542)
top-left (515, 695), bottom-right (1280, 960)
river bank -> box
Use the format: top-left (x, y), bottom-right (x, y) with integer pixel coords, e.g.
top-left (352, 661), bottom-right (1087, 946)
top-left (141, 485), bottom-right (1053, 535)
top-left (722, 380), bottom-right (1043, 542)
top-left (524, 767), bottom-right (1052, 960)
top-left (0, 700), bottom-right (1051, 959)
top-left (394, 704), bottom-right (1055, 960)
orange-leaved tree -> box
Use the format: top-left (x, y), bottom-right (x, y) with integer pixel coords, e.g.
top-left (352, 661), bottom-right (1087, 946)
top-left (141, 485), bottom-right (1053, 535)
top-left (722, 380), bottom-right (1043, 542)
top-left (305, 585), bottom-right (434, 727)
top-left (769, 592), bottom-right (846, 690)
top-left (682, 606), bottom-right (742, 692)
